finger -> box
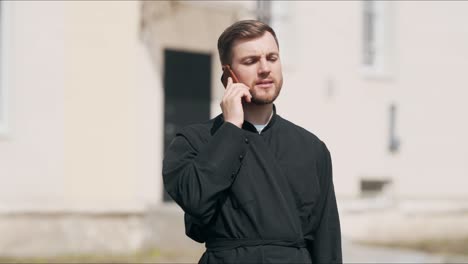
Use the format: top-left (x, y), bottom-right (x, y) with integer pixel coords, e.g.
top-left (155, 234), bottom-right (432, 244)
top-left (224, 83), bottom-right (251, 102)
top-left (224, 82), bottom-right (245, 99)
top-left (243, 90), bottom-right (252, 103)
top-left (232, 87), bottom-right (252, 102)
top-left (236, 86), bottom-right (252, 99)
top-left (223, 82), bottom-right (235, 99)
top-left (244, 92), bottom-right (252, 103)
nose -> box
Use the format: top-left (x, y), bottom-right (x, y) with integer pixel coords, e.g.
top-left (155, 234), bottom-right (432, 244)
top-left (258, 57), bottom-right (271, 76)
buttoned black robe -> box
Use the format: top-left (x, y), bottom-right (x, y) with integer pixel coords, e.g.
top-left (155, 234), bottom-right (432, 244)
top-left (163, 107), bottom-right (342, 263)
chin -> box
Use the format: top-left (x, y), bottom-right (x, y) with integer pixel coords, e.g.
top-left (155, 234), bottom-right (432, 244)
top-left (251, 99), bottom-right (273, 105)
top-left (250, 82), bottom-right (282, 105)
top-left (251, 94), bottom-right (277, 105)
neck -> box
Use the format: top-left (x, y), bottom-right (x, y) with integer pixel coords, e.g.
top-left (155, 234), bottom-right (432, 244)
top-left (243, 103), bottom-right (273, 125)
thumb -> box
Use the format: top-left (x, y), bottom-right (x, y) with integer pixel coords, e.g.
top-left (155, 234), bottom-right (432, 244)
top-left (227, 77), bottom-right (233, 87)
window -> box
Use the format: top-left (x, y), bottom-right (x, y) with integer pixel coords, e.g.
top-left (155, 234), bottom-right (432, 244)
top-left (162, 49), bottom-right (212, 202)
top-left (361, 1), bottom-right (393, 77)
top-left (0, 1), bottom-right (9, 135)
top-left (256, 0), bottom-right (272, 25)
top-left (362, 1), bottom-right (376, 66)
top-left (360, 178), bottom-right (392, 198)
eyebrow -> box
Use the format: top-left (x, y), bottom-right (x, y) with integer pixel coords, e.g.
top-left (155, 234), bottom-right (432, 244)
top-left (240, 52), bottom-right (279, 61)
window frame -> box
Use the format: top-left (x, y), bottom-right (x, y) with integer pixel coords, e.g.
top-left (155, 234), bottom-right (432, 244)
top-left (256, 0), bottom-right (272, 25)
top-left (0, 1), bottom-right (11, 136)
top-left (360, 0), bottom-right (394, 79)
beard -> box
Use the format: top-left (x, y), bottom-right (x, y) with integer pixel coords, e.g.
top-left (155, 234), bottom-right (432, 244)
top-left (250, 78), bottom-right (283, 105)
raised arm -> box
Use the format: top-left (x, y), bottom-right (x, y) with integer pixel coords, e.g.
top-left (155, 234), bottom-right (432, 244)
top-left (163, 122), bottom-right (249, 226)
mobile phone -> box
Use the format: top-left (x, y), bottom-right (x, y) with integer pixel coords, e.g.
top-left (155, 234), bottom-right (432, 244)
top-left (221, 65), bottom-right (239, 88)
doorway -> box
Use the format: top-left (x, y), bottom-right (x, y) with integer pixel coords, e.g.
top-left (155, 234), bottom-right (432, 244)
top-left (163, 49), bottom-right (212, 201)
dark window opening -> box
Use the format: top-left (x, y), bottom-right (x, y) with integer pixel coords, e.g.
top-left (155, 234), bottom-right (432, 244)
top-left (162, 49), bottom-right (212, 202)
top-left (360, 179), bottom-right (392, 198)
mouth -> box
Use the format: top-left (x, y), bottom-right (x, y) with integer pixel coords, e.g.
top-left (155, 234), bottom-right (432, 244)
top-left (255, 79), bottom-right (274, 88)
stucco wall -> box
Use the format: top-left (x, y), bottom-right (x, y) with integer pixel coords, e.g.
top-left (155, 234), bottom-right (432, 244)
top-left (274, 1), bottom-right (468, 199)
top-left (0, 1), bottom-right (66, 212)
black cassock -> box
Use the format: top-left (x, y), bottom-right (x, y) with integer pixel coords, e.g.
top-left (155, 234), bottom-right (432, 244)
top-left (163, 106), bottom-right (342, 263)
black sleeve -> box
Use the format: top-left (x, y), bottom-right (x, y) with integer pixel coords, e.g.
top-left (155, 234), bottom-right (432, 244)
top-left (308, 143), bottom-right (342, 264)
top-left (162, 122), bottom-right (249, 226)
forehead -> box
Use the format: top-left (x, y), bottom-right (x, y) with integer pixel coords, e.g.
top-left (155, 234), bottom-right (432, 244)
top-left (231, 32), bottom-right (279, 59)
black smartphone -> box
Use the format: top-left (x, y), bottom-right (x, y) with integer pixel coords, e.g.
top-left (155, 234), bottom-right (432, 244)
top-left (221, 65), bottom-right (239, 88)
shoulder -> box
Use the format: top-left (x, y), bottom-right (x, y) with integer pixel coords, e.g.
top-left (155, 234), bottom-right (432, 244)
top-left (277, 115), bottom-right (328, 151)
top-left (277, 116), bottom-right (332, 180)
top-left (175, 115), bottom-right (221, 149)
top-left (177, 120), bottom-right (212, 137)
top-left (278, 116), bottom-right (330, 157)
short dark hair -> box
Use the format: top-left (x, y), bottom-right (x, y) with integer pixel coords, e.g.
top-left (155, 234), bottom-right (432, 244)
top-left (217, 20), bottom-right (279, 66)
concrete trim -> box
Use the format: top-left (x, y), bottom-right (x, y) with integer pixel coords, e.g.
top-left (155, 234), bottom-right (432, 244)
top-left (0, 1), bottom-right (12, 137)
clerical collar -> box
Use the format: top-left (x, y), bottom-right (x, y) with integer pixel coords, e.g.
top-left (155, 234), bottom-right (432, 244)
top-left (253, 124), bottom-right (267, 134)
top-left (252, 110), bottom-right (274, 134)
top-left (211, 104), bottom-right (278, 135)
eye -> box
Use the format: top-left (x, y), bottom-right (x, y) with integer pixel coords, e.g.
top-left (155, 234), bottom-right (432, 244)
top-left (243, 59), bottom-right (257, 65)
top-left (268, 55), bottom-right (278, 62)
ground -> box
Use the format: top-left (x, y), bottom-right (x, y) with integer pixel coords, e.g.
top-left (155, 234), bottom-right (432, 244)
top-left (1, 239), bottom-right (467, 263)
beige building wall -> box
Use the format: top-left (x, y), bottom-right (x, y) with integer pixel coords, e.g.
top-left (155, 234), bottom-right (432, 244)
top-left (274, 1), bottom-right (468, 201)
top-left (272, 0), bottom-right (468, 244)
top-left (0, 1), bottom-right (160, 213)
top-left (394, 1), bottom-right (468, 199)
top-left (63, 1), bottom-right (159, 212)
top-left (0, 1), bottom-right (66, 212)
top-left (0, 1), bottom-right (164, 256)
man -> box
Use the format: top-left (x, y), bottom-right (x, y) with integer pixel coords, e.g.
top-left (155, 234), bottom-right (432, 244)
top-left (163, 20), bottom-right (342, 263)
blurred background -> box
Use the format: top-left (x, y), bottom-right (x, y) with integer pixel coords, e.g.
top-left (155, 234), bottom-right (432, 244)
top-left (0, 0), bottom-right (467, 263)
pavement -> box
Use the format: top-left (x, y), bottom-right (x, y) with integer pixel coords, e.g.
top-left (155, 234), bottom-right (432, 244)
top-left (342, 239), bottom-right (468, 263)
top-left (154, 238), bottom-right (468, 263)
top-left (152, 205), bottom-right (468, 263)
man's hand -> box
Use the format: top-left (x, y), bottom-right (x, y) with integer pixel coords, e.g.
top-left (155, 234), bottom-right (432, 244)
top-left (220, 77), bottom-right (252, 128)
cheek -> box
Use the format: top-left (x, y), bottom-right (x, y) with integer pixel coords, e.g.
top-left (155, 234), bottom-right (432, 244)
top-left (237, 70), bottom-right (255, 84)
top-left (274, 66), bottom-right (283, 81)
top-left (273, 63), bottom-right (282, 74)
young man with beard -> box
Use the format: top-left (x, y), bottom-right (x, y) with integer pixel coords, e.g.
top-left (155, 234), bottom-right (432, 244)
top-left (163, 20), bottom-right (342, 263)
